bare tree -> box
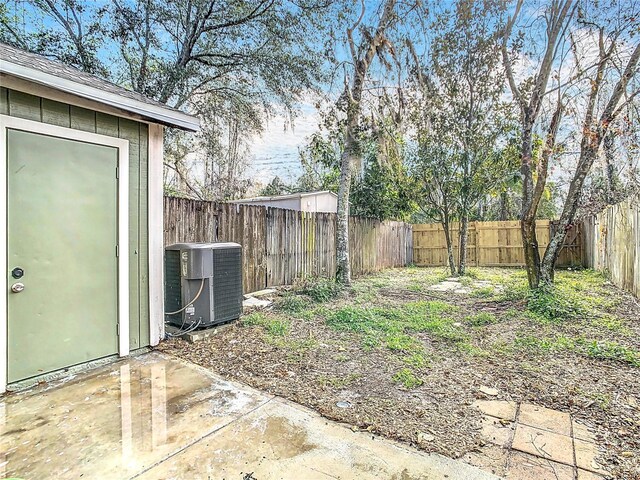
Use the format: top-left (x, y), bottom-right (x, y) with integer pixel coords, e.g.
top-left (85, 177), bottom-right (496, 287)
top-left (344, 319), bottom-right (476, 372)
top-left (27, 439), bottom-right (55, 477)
top-left (501, 0), bottom-right (577, 288)
top-left (541, 37), bottom-right (640, 282)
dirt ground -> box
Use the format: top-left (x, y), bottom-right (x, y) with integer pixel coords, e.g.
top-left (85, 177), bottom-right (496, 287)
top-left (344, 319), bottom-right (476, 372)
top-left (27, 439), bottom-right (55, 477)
top-left (158, 267), bottom-right (640, 479)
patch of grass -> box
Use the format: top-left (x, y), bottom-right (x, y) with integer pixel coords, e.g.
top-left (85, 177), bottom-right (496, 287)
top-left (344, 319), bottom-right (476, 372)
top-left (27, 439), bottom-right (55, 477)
top-left (513, 334), bottom-right (640, 367)
top-left (385, 333), bottom-right (421, 353)
top-left (265, 318), bottom-right (290, 336)
top-left (470, 286), bottom-right (495, 298)
top-left (403, 352), bottom-right (430, 368)
top-left (325, 301), bottom-right (468, 354)
top-left (295, 276), bottom-right (342, 302)
top-left (317, 373), bottom-right (361, 389)
top-left (392, 368), bottom-right (423, 389)
top-left (242, 312), bottom-right (290, 337)
top-left (581, 340), bottom-right (640, 366)
top-left (466, 312), bottom-right (498, 327)
top-left (462, 268), bottom-right (481, 279)
top-left (498, 270), bottom-right (618, 324)
top-left (278, 294), bottom-right (311, 314)
top-left (590, 315), bottom-right (630, 334)
top-left (242, 312), bottom-right (268, 326)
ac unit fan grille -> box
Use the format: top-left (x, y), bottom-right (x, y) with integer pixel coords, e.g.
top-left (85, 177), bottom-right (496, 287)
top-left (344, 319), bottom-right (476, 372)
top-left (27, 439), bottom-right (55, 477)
top-left (212, 248), bottom-right (243, 322)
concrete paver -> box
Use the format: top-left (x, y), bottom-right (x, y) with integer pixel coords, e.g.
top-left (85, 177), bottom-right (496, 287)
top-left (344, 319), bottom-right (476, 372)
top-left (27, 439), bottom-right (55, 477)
top-left (474, 399), bottom-right (517, 421)
top-left (573, 419), bottom-right (596, 442)
top-left (575, 439), bottom-right (608, 475)
top-left (462, 445), bottom-right (509, 478)
top-left (507, 452), bottom-right (574, 480)
top-left (481, 416), bottom-right (515, 447)
top-left (0, 352), bottom-right (497, 480)
top-left (577, 468), bottom-right (606, 479)
top-left (512, 423), bottom-right (574, 465)
top-left (518, 403), bottom-right (572, 435)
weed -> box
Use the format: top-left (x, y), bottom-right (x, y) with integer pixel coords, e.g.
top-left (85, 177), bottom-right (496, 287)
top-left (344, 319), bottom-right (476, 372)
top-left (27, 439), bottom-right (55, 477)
top-left (242, 312), bottom-right (290, 337)
top-left (295, 276), bottom-right (342, 302)
top-left (242, 312), bottom-right (267, 326)
top-left (590, 315), bottom-right (629, 334)
top-left (265, 318), bottom-right (290, 336)
top-left (317, 373), bottom-right (361, 389)
top-left (278, 295), bottom-right (311, 314)
top-left (466, 312), bottom-right (498, 327)
top-left (385, 333), bottom-right (421, 352)
top-left (580, 340), bottom-right (640, 367)
top-left (403, 353), bottom-right (430, 368)
top-left (513, 334), bottom-right (640, 368)
top-left (393, 368), bottom-right (423, 388)
top-left (471, 286), bottom-right (495, 298)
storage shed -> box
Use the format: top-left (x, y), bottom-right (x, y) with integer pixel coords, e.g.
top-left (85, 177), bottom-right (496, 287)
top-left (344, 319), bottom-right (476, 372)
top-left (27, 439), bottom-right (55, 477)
top-left (0, 43), bottom-right (200, 392)
top-left (232, 190), bottom-right (338, 213)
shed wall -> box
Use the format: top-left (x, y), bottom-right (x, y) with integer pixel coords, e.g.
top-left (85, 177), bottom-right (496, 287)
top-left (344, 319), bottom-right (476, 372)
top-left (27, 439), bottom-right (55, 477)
top-left (0, 87), bottom-right (150, 350)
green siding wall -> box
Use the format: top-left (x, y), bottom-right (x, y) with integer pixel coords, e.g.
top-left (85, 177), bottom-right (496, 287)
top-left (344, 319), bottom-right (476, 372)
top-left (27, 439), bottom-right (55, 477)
top-left (1, 87), bottom-right (150, 349)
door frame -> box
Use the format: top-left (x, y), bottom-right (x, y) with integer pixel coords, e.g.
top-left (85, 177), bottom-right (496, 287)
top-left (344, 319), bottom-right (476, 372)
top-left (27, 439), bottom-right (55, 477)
top-left (0, 114), bottom-right (130, 393)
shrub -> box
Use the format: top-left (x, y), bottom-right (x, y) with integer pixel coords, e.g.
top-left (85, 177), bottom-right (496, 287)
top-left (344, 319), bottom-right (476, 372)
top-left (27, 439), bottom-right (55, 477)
top-left (295, 276), bottom-right (342, 302)
top-left (278, 295), bottom-right (311, 314)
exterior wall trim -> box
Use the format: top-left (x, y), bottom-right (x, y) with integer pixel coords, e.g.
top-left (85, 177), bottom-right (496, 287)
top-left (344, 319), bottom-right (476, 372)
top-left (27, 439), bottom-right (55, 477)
top-left (0, 114), bottom-right (130, 393)
top-left (1, 64), bottom-right (199, 131)
top-left (148, 124), bottom-right (164, 345)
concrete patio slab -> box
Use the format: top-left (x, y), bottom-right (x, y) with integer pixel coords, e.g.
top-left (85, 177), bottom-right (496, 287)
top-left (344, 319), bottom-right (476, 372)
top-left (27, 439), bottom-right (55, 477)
top-left (0, 352), bottom-right (498, 480)
top-left (139, 398), bottom-right (496, 480)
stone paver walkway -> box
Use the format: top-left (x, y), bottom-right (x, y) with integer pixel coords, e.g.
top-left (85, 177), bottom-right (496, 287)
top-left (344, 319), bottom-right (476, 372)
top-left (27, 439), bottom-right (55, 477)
top-left (466, 400), bottom-right (609, 479)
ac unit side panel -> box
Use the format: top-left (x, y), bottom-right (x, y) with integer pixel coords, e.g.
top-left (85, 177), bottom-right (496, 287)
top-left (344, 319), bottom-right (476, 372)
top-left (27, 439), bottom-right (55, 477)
top-left (164, 250), bottom-right (183, 325)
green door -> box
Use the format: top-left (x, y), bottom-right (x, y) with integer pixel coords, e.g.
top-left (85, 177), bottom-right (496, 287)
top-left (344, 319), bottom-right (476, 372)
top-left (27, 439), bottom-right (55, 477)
top-left (7, 128), bottom-right (119, 383)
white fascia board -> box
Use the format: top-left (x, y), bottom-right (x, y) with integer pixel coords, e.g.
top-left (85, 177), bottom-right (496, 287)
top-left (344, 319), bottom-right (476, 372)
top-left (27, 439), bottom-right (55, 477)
top-left (1, 62), bottom-right (200, 132)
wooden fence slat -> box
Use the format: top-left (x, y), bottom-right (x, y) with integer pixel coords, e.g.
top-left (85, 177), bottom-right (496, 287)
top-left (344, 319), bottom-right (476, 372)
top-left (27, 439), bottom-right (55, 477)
top-left (164, 197), bottom-right (412, 293)
top-left (412, 220), bottom-right (583, 268)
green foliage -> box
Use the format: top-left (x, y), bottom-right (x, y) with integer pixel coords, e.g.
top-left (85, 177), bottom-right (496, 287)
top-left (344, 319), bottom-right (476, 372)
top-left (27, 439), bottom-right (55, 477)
top-left (582, 340), bottom-right (640, 366)
top-left (325, 301), bottom-right (467, 350)
top-left (392, 368), bottom-right (423, 389)
top-left (466, 312), bottom-right (498, 326)
top-left (278, 295), bottom-right (312, 315)
top-left (403, 352), bottom-right (430, 368)
top-left (242, 312), bottom-right (290, 336)
top-left (470, 286), bottom-right (495, 298)
top-left (350, 159), bottom-right (418, 221)
top-left (513, 334), bottom-right (640, 368)
top-left (294, 276), bottom-right (342, 303)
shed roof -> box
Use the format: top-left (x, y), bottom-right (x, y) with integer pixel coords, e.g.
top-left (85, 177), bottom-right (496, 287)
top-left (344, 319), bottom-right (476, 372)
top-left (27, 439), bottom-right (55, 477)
top-left (0, 42), bottom-right (200, 131)
top-left (232, 190), bottom-right (338, 203)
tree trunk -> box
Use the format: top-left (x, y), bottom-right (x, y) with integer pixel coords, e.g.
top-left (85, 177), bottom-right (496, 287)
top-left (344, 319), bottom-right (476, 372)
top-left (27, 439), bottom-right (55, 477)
top-left (335, 0), bottom-right (397, 285)
top-left (540, 42), bottom-right (640, 284)
top-left (458, 214), bottom-right (469, 275)
top-left (519, 117), bottom-right (542, 288)
top-left (441, 215), bottom-right (456, 276)
top-left (521, 216), bottom-right (541, 287)
top-left (336, 132), bottom-right (356, 285)
top-left (499, 190), bottom-right (509, 220)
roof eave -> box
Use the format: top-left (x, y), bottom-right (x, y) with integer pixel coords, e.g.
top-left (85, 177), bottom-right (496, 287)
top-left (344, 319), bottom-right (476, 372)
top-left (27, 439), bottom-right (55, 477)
top-left (1, 61), bottom-right (200, 132)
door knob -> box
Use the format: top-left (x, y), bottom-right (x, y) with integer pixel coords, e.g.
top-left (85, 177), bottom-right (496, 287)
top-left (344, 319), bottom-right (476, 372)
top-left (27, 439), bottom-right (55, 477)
top-left (11, 282), bottom-right (24, 293)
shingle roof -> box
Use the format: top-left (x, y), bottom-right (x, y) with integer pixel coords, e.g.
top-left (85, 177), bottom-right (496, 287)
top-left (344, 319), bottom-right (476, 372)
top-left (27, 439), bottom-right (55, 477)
top-left (0, 42), bottom-right (199, 131)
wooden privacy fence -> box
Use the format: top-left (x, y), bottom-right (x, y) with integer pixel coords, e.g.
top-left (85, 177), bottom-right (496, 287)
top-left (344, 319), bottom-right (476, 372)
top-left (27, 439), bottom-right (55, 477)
top-left (582, 196), bottom-right (639, 297)
top-left (164, 196), bottom-right (413, 293)
top-left (413, 220), bottom-right (583, 268)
